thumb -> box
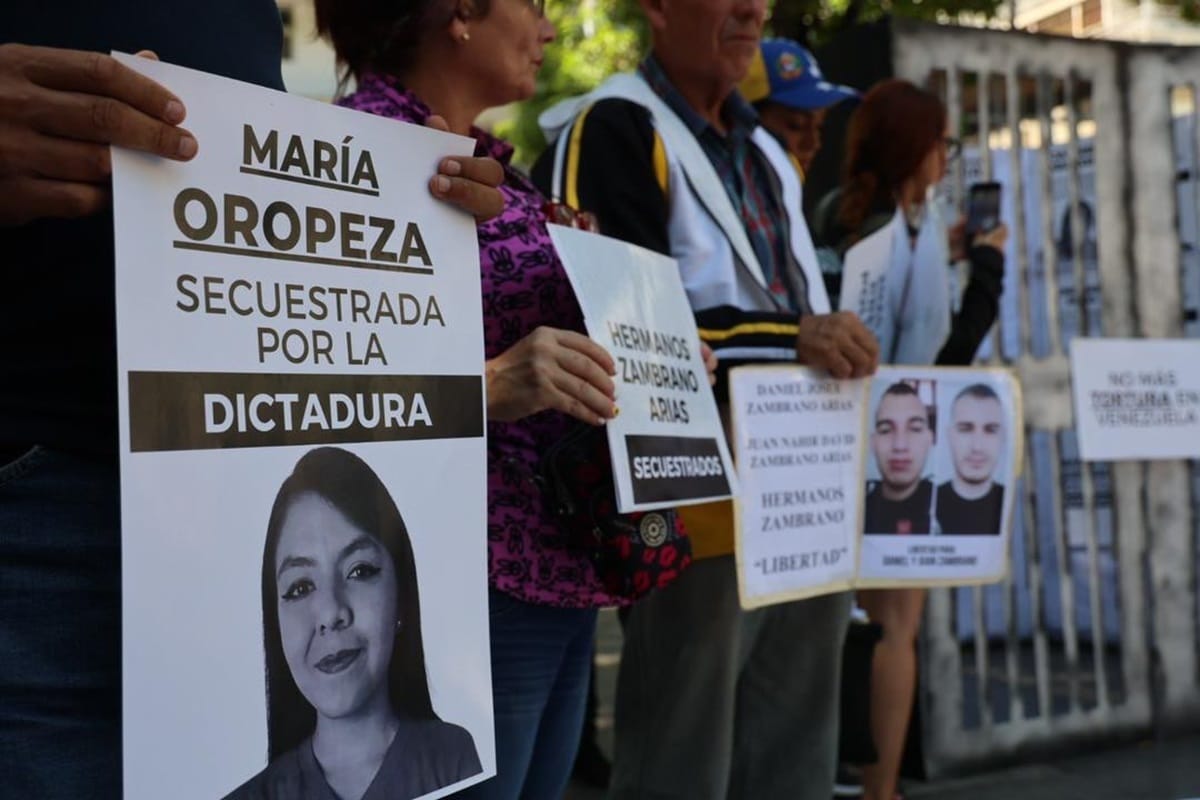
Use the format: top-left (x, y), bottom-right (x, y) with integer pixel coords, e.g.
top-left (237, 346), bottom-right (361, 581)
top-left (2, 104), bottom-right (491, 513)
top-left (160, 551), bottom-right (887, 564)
top-left (425, 114), bottom-right (450, 133)
top-left (135, 50), bottom-right (160, 61)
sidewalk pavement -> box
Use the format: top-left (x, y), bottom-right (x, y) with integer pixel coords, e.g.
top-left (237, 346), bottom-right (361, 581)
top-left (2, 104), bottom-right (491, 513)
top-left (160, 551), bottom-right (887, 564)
top-left (566, 738), bottom-right (1200, 800)
top-left (566, 610), bottom-right (1200, 800)
top-left (566, 734), bottom-right (1200, 799)
top-left (907, 735), bottom-right (1200, 800)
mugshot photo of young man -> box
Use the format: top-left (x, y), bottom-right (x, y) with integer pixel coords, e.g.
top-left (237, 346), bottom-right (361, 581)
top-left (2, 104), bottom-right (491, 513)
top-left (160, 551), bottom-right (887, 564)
top-left (864, 381), bottom-right (936, 535)
top-left (935, 383), bottom-right (1007, 535)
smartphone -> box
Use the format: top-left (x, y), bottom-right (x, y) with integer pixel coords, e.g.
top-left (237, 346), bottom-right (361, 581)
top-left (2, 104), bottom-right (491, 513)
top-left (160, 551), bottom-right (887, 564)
top-left (965, 182), bottom-right (1002, 238)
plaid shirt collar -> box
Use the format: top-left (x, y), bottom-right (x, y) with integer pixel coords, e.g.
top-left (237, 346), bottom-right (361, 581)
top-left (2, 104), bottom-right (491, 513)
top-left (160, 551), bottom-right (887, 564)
top-left (638, 56), bottom-right (760, 145)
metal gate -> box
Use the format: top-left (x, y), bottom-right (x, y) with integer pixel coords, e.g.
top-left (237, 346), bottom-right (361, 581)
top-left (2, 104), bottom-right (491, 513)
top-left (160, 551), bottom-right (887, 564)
top-left (888, 19), bottom-right (1200, 775)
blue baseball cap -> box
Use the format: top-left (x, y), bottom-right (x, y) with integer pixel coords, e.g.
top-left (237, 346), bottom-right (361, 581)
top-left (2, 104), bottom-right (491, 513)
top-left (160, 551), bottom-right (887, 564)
top-left (740, 38), bottom-right (859, 111)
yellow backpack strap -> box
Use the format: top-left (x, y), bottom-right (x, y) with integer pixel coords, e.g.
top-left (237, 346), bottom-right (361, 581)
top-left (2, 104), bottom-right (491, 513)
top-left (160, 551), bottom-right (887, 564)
top-left (557, 101), bottom-right (671, 207)
top-left (652, 129), bottom-right (670, 199)
top-left (562, 104), bottom-right (594, 209)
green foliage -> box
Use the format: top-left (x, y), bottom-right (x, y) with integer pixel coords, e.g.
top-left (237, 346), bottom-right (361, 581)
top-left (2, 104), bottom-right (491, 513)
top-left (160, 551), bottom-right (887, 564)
top-left (1163, 0), bottom-right (1200, 22)
top-left (769, 0), bottom-right (1004, 42)
top-left (497, 0), bottom-right (646, 166)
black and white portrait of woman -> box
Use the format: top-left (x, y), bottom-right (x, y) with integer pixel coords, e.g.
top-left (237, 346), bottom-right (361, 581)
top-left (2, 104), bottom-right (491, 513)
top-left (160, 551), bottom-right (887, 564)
top-left (225, 446), bottom-right (482, 800)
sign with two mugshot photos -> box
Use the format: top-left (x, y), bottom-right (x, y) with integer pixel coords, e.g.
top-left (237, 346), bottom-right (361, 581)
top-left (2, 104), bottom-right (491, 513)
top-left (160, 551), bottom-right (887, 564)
top-left (857, 366), bottom-right (1023, 587)
top-left (113, 57), bottom-right (492, 800)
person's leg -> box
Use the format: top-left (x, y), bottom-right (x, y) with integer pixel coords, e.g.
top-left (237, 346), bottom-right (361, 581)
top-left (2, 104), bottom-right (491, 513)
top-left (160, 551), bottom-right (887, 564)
top-left (728, 591), bottom-right (852, 800)
top-left (521, 608), bottom-right (598, 799)
top-left (0, 448), bottom-right (121, 800)
top-left (857, 588), bottom-right (927, 800)
top-left (609, 556), bottom-right (743, 800)
top-left (572, 660), bottom-right (612, 788)
top-left (456, 590), bottom-right (594, 800)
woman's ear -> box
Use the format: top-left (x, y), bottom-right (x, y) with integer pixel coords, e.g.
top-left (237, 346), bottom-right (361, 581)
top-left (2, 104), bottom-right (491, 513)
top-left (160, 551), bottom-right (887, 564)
top-left (448, 0), bottom-right (477, 40)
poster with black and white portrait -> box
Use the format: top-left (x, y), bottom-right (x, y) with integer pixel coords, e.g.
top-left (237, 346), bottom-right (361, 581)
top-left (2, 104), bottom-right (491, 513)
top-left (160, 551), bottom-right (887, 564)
top-left (857, 366), bottom-right (1022, 587)
top-left (112, 57), bottom-right (492, 800)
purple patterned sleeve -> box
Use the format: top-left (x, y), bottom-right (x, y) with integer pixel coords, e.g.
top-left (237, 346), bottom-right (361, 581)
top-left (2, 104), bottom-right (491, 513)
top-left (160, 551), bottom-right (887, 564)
top-left (337, 74), bottom-right (626, 608)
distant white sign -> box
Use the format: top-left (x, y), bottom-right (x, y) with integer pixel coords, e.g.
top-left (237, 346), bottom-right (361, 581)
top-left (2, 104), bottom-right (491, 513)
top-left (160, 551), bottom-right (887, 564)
top-left (1071, 338), bottom-right (1200, 461)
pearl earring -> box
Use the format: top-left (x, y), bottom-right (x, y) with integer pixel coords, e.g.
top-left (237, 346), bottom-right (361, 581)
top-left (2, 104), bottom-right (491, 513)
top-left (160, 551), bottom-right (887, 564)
top-left (461, 31), bottom-right (471, 42)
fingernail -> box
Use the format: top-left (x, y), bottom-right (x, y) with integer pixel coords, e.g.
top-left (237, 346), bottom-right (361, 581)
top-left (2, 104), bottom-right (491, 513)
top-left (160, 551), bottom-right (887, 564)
top-left (433, 175), bottom-right (452, 194)
top-left (164, 100), bottom-right (185, 124)
top-left (442, 159), bottom-right (463, 176)
top-left (612, 405), bottom-right (620, 418)
top-left (177, 135), bottom-right (197, 158)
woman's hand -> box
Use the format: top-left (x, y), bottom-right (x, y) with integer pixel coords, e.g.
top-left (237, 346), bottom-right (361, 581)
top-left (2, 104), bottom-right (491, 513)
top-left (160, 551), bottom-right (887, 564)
top-left (425, 114), bottom-right (504, 221)
top-left (972, 222), bottom-right (1008, 253)
top-left (700, 341), bottom-right (718, 386)
top-left (948, 217), bottom-right (967, 262)
top-left (486, 327), bottom-right (618, 425)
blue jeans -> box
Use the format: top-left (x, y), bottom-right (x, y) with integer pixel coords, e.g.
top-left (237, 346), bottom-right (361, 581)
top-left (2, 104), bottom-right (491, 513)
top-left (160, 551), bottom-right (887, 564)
top-left (456, 590), bottom-right (598, 800)
top-left (0, 447), bottom-right (121, 800)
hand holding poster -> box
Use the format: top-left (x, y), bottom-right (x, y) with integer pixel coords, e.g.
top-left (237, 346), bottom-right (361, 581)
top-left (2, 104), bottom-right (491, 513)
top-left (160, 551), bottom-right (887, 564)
top-left (731, 365), bottom-right (1021, 606)
top-left (549, 225), bottom-right (736, 512)
top-left (112, 56), bottom-right (492, 800)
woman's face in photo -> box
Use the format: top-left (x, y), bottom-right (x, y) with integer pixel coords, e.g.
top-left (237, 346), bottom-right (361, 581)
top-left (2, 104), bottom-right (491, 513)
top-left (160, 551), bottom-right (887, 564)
top-left (274, 492), bottom-right (399, 721)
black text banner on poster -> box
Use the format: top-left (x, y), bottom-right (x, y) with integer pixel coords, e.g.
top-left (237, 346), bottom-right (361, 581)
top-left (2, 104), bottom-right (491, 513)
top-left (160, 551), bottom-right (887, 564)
top-left (128, 372), bottom-right (483, 451)
top-left (625, 434), bottom-right (732, 504)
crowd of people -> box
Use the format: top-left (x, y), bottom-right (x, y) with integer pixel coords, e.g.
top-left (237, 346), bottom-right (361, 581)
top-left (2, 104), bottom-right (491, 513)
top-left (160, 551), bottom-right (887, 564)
top-left (0, 1), bottom-right (1006, 800)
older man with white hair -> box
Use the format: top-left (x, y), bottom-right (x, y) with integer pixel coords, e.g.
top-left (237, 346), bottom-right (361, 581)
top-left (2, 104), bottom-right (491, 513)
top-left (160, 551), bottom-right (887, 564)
top-left (533, 2), bottom-right (879, 798)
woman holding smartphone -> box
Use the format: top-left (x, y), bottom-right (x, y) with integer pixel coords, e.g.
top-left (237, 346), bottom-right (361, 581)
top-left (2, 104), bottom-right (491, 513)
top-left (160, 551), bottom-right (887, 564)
top-left (812, 79), bottom-right (1007, 800)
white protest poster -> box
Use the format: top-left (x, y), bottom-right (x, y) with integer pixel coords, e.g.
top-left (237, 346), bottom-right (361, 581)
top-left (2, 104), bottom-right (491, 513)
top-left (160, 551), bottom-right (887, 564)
top-left (548, 225), bottom-right (736, 512)
top-left (856, 366), bottom-right (1021, 588)
top-left (112, 56), bottom-right (492, 800)
top-left (1070, 338), bottom-right (1200, 461)
top-left (729, 366), bottom-right (866, 608)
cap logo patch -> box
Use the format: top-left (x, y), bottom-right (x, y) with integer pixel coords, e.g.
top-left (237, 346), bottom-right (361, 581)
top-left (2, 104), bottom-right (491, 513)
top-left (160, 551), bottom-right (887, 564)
top-left (777, 52), bottom-right (804, 81)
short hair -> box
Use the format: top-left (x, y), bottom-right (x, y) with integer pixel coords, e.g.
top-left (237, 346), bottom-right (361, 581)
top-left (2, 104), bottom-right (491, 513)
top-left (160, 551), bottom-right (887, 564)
top-left (314, 0), bottom-right (493, 82)
top-left (261, 447), bottom-right (438, 759)
top-left (952, 382), bottom-right (1000, 408)
top-left (876, 381), bottom-right (935, 432)
top-left (882, 381), bottom-right (919, 400)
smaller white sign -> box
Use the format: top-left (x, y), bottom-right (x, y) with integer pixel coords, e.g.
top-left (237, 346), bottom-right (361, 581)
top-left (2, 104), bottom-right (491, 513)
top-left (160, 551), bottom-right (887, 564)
top-left (730, 367), bottom-right (866, 608)
top-left (730, 365), bottom-right (1021, 602)
top-left (1071, 338), bottom-right (1200, 461)
top-left (549, 225), bottom-right (737, 513)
